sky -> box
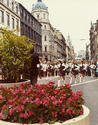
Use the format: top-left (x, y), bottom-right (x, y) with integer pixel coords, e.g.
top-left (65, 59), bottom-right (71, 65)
top-left (16, 0), bottom-right (98, 54)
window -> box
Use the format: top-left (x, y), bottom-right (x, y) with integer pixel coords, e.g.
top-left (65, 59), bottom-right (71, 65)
top-left (16, 6), bottom-right (18, 14)
top-left (28, 15), bottom-right (30, 23)
top-left (0, 10), bottom-right (4, 23)
top-left (43, 13), bottom-right (45, 19)
top-left (21, 9), bottom-right (24, 18)
top-left (5, 0), bottom-right (9, 6)
top-left (7, 0), bottom-right (9, 6)
top-left (44, 25), bottom-right (46, 29)
top-left (12, 18), bottom-right (15, 29)
top-left (7, 14), bottom-right (10, 26)
top-left (45, 46), bottom-right (47, 52)
top-left (16, 19), bottom-right (19, 28)
top-left (25, 12), bottom-right (27, 21)
top-left (37, 14), bottom-right (39, 19)
top-left (12, 2), bottom-right (14, 11)
top-left (45, 35), bottom-right (47, 41)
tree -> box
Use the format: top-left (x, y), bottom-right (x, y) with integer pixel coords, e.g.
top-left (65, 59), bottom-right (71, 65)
top-left (0, 28), bottom-right (35, 83)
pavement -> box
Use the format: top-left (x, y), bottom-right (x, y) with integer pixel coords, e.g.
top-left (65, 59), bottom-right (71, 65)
top-left (38, 76), bottom-right (98, 125)
top-left (72, 79), bottom-right (98, 125)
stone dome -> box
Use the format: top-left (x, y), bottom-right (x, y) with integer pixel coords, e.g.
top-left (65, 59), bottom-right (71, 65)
top-left (32, 0), bottom-right (48, 11)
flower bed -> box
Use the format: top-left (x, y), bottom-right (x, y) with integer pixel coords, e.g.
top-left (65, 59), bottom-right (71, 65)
top-left (0, 82), bottom-right (84, 124)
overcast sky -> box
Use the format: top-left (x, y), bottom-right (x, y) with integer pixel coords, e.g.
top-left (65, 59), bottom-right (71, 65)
top-left (16, 0), bottom-right (98, 53)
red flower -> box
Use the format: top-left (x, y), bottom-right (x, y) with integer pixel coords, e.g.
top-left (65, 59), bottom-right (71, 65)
top-left (0, 82), bottom-right (84, 124)
top-left (39, 119), bottom-right (44, 124)
top-left (66, 84), bottom-right (71, 89)
top-left (0, 113), bottom-right (2, 119)
top-left (9, 108), bottom-right (14, 116)
top-left (52, 112), bottom-right (57, 117)
top-left (80, 108), bottom-right (83, 115)
top-left (20, 113), bottom-right (24, 118)
top-left (24, 111), bottom-right (29, 119)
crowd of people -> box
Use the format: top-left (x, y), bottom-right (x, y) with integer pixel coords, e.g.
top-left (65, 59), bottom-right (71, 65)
top-left (37, 59), bottom-right (98, 86)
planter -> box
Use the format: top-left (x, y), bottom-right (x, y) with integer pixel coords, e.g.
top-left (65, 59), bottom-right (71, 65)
top-left (0, 80), bottom-right (30, 87)
top-left (0, 105), bottom-right (90, 125)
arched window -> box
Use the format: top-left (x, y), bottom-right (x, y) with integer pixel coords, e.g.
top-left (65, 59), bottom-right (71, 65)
top-left (43, 13), bottom-right (45, 19)
top-left (44, 25), bottom-right (46, 29)
top-left (45, 35), bottom-right (47, 41)
top-left (45, 46), bottom-right (47, 52)
top-left (37, 14), bottom-right (39, 19)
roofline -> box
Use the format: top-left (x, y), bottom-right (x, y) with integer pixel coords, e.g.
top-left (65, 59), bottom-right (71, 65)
top-left (19, 3), bottom-right (42, 26)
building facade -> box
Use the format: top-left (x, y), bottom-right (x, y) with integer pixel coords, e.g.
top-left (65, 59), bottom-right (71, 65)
top-left (66, 35), bottom-right (75, 61)
top-left (0, 0), bottom-right (20, 35)
top-left (19, 3), bottom-right (42, 55)
top-left (86, 44), bottom-right (91, 61)
top-left (54, 30), bottom-right (66, 60)
top-left (31, 0), bottom-right (66, 61)
top-left (90, 21), bottom-right (98, 61)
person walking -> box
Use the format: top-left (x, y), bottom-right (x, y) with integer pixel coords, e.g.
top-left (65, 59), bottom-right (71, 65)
top-left (30, 49), bottom-right (40, 85)
top-left (95, 61), bottom-right (98, 77)
top-left (57, 59), bottom-right (66, 87)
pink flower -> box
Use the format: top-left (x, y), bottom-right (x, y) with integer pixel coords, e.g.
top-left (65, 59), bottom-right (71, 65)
top-left (66, 107), bottom-right (73, 115)
top-left (20, 105), bottom-right (24, 111)
top-left (66, 84), bottom-right (71, 89)
top-left (39, 119), bottom-right (44, 124)
top-left (52, 100), bottom-right (58, 106)
top-left (62, 108), bottom-right (65, 113)
top-left (23, 100), bottom-right (27, 104)
top-left (76, 91), bottom-right (83, 96)
top-left (20, 113), bottom-right (24, 118)
top-left (80, 108), bottom-right (83, 115)
top-left (0, 81), bottom-right (84, 123)
top-left (9, 108), bottom-right (14, 116)
top-left (42, 98), bottom-right (49, 107)
top-left (34, 98), bottom-right (41, 106)
top-left (24, 111), bottom-right (29, 119)
top-left (16, 105), bottom-right (24, 112)
top-left (68, 97), bottom-right (73, 103)
top-left (28, 111), bottom-right (33, 116)
top-left (52, 112), bottom-right (57, 117)
top-left (0, 113), bottom-right (2, 119)
top-left (72, 110), bottom-right (75, 115)
top-left (8, 100), bottom-right (13, 104)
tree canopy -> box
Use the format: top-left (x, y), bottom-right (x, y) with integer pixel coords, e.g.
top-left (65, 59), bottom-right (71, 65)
top-left (0, 28), bottom-right (35, 82)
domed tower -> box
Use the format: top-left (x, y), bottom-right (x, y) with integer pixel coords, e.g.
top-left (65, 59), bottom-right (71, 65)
top-left (32, 0), bottom-right (49, 23)
top-left (31, 0), bottom-right (54, 61)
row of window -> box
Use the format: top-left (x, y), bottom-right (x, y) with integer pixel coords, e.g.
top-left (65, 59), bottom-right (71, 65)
top-left (21, 22), bottom-right (41, 45)
top-left (0, 0), bottom-right (19, 14)
top-left (37, 13), bottom-right (47, 19)
top-left (0, 10), bottom-right (19, 29)
top-left (20, 8), bottom-right (41, 35)
top-left (34, 46), bottom-right (42, 53)
top-left (44, 45), bottom-right (55, 52)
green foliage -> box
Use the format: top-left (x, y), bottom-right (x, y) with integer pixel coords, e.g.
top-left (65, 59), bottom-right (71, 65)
top-left (0, 28), bottom-right (35, 82)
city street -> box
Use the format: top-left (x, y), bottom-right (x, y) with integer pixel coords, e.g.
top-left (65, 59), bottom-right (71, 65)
top-left (38, 76), bottom-right (98, 125)
top-left (0, 0), bottom-right (98, 125)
